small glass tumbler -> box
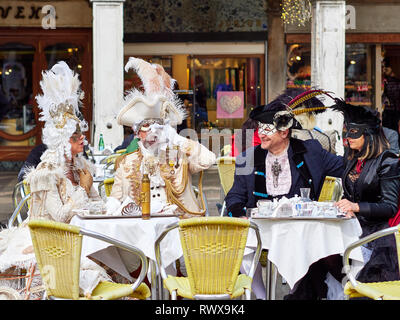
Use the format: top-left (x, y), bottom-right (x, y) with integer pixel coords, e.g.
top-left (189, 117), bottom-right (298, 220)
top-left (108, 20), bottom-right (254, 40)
top-left (300, 188), bottom-right (311, 201)
top-left (257, 200), bottom-right (273, 217)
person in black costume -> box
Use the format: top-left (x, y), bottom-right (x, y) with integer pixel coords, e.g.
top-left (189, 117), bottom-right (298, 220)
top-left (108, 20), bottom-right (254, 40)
top-left (333, 100), bottom-right (400, 285)
top-left (17, 143), bottom-right (47, 182)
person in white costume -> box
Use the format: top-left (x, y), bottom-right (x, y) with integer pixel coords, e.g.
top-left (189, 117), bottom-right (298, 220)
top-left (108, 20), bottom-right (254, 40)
top-left (106, 57), bottom-right (216, 219)
top-left (0, 62), bottom-right (110, 299)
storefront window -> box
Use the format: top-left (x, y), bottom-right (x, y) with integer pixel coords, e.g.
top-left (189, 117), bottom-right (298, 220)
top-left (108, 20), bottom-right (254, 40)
top-left (345, 44), bottom-right (373, 107)
top-left (0, 43), bottom-right (36, 146)
top-left (381, 45), bottom-right (400, 132)
top-left (189, 57), bottom-right (262, 133)
top-left (45, 43), bottom-right (84, 75)
top-left (286, 43), bottom-right (374, 108)
top-left (286, 44), bottom-right (311, 90)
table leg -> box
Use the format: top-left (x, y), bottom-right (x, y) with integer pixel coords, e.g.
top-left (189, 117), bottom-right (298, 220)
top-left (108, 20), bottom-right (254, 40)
top-left (270, 263), bottom-right (277, 300)
top-left (150, 260), bottom-right (158, 300)
top-left (265, 259), bottom-right (277, 300)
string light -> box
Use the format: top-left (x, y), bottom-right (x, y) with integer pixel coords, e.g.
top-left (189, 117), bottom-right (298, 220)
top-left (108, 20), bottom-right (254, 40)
top-left (281, 0), bottom-right (312, 27)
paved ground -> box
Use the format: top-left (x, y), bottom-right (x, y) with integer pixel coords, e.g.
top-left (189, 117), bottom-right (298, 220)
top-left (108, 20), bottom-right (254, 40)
top-left (0, 167), bottom-right (289, 299)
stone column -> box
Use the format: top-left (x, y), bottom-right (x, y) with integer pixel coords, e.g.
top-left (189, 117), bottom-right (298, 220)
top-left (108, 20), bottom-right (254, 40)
top-left (90, 0), bottom-right (125, 151)
top-left (267, 0), bottom-right (286, 103)
top-left (311, 0), bottom-right (346, 155)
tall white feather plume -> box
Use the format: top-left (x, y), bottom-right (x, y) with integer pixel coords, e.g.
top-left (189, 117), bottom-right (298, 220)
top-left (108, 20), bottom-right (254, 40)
top-left (124, 57), bottom-right (163, 96)
top-left (118, 57), bottom-right (187, 125)
top-left (35, 61), bottom-right (86, 165)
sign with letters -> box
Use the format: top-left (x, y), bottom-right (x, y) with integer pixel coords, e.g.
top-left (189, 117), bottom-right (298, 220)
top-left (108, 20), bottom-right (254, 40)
top-left (0, 1), bottom-right (91, 27)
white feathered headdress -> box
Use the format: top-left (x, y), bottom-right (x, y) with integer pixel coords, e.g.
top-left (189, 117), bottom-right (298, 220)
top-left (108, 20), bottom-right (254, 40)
top-left (117, 57), bottom-right (187, 129)
top-left (36, 61), bottom-right (88, 163)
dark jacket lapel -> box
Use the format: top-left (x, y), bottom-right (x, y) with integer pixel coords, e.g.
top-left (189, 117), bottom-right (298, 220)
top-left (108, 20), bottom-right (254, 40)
top-left (253, 146), bottom-right (269, 203)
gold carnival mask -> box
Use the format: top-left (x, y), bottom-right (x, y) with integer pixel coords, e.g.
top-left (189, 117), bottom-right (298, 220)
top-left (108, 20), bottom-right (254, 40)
top-left (49, 103), bottom-right (79, 129)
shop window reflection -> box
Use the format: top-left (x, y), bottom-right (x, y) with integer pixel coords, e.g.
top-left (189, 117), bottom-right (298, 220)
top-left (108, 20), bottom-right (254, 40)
top-left (190, 57), bottom-right (261, 133)
top-left (44, 43), bottom-right (84, 74)
top-left (345, 44), bottom-right (372, 107)
top-left (286, 44), bottom-right (311, 90)
top-left (286, 43), bottom-right (374, 108)
top-left (381, 45), bottom-right (400, 133)
top-left (0, 43), bottom-right (36, 146)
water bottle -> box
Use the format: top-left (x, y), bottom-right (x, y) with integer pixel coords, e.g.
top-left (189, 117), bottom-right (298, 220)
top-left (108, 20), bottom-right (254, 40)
top-left (98, 133), bottom-right (105, 152)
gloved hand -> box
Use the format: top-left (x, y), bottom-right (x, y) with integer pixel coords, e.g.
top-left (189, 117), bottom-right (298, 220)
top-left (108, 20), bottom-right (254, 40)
top-left (148, 123), bottom-right (186, 150)
top-left (78, 168), bottom-right (93, 195)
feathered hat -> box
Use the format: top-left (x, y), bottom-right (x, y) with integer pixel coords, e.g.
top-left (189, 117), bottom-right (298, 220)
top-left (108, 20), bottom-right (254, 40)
top-left (36, 61), bottom-right (87, 162)
top-left (117, 57), bottom-right (187, 130)
top-left (330, 98), bottom-right (381, 132)
top-left (249, 88), bottom-right (333, 130)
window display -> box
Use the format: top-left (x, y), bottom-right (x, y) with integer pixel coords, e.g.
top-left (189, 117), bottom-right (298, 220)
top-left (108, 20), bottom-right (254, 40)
top-left (0, 43), bottom-right (35, 146)
top-left (189, 57), bottom-right (262, 132)
top-left (286, 43), bottom-right (374, 108)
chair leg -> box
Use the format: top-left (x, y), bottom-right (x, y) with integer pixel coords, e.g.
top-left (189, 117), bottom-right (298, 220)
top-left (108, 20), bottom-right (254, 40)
top-left (171, 290), bottom-right (177, 300)
top-left (220, 201), bottom-right (226, 217)
top-left (245, 288), bottom-right (251, 300)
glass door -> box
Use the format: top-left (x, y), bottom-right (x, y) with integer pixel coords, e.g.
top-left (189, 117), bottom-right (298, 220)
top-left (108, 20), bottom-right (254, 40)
top-left (0, 29), bottom-right (92, 161)
top-left (0, 43), bottom-right (37, 148)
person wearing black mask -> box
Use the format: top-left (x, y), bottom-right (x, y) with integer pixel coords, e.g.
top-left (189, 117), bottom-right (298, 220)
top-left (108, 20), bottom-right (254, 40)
top-left (334, 100), bottom-right (400, 284)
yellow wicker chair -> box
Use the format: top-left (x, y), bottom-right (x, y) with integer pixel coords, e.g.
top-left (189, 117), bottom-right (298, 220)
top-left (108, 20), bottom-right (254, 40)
top-left (28, 219), bottom-right (151, 300)
top-left (318, 176), bottom-right (343, 202)
top-left (343, 224), bottom-right (400, 300)
top-left (216, 157), bottom-right (236, 216)
top-left (98, 177), bottom-right (115, 199)
top-left (155, 216), bottom-right (262, 300)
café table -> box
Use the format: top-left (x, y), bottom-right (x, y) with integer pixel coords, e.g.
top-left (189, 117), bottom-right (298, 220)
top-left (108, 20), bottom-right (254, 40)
top-left (243, 215), bottom-right (364, 300)
top-left (70, 214), bottom-right (181, 300)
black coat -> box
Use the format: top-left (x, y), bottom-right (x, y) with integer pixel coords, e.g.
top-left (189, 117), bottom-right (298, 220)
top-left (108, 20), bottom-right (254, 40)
top-left (343, 150), bottom-right (400, 237)
top-left (343, 150), bottom-right (400, 282)
top-left (225, 138), bottom-right (344, 217)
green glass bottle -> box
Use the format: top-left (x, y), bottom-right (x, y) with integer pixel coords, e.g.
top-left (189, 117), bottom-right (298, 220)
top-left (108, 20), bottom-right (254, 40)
top-left (98, 133), bottom-right (105, 152)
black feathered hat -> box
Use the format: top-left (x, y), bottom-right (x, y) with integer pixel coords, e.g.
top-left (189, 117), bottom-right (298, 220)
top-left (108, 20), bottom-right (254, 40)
top-left (249, 89), bottom-right (333, 130)
top-left (331, 98), bottom-right (381, 133)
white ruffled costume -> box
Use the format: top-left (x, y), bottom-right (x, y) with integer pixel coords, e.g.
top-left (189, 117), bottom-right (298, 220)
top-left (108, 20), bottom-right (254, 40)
top-left (0, 62), bottom-right (111, 297)
top-left (106, 57), bottom-right (216, 218)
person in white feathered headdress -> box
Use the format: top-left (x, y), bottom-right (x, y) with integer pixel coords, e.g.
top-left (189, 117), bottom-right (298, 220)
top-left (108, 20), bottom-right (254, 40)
top-left (0, 62), bottom-right (112, 299)
top-left (25, 61), bottom-right (102, 217)
top-left (106, 57), bottom-right (216, 219)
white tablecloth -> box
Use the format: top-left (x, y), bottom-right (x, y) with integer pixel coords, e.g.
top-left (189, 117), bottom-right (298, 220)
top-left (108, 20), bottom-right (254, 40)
top-left (245, 217), bottom-right (364, 290)
top-left (70, 215), bottom-right (181, 281)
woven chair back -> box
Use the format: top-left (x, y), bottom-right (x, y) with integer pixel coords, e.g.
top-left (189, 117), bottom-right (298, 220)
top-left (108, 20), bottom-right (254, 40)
top-left (216, 157), bottom-right (236, 196)
top-left (318, 176), bottom-right (343, 202)
top-left (178, 217), bottom-right (250, 296)
top-left (28, 220), bottom-right (82, 299)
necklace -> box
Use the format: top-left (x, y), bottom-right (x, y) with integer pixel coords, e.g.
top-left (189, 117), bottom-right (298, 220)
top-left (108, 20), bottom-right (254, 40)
top-left (271, 158), bottom-right (282, 188)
